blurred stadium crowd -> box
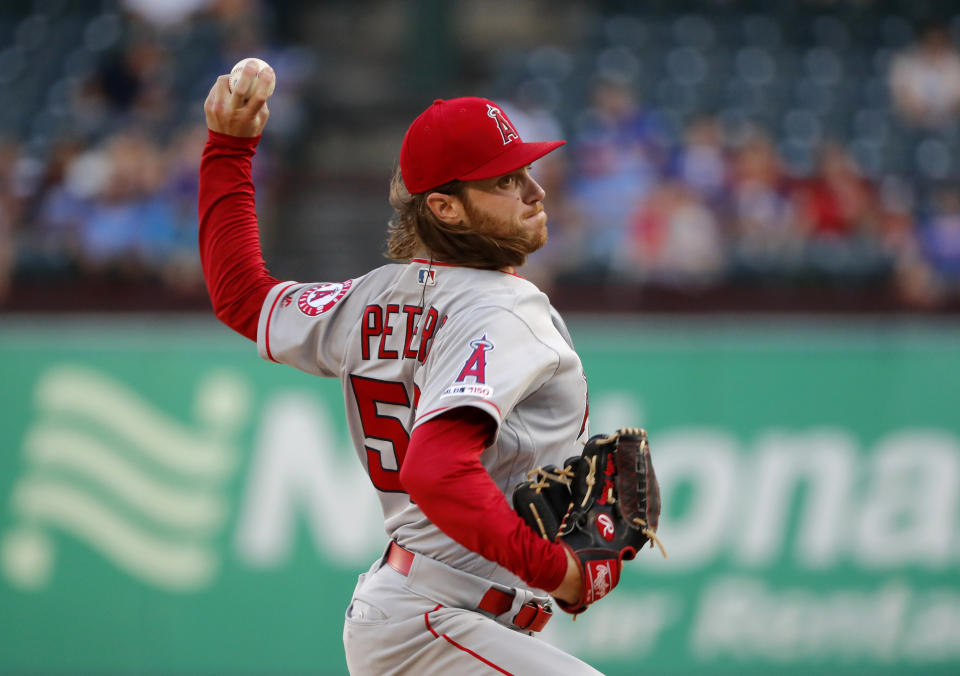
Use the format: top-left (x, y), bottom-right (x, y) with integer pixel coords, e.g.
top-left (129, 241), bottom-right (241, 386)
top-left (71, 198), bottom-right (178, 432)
top-left (1, 0), bottom-right (960, 313)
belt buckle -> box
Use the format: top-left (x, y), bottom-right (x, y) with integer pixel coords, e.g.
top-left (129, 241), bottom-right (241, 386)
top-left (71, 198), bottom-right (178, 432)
top-left (513, 599), bottom-right (553, 633)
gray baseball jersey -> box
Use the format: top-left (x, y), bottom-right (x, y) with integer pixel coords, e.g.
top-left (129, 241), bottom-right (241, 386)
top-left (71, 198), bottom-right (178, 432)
top-left (257, 258), bottom-right (588, 579)
top-left (256, 258), bottom-right (599, 675)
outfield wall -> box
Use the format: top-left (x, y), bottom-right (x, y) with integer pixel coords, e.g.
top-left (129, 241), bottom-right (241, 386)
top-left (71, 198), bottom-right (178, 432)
top-left (1, 316), bottom-right (958, 675)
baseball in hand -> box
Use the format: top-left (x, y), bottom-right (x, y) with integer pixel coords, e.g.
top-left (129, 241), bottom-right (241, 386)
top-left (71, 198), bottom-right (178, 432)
top-left (228, 57), bottom-right (275, 96)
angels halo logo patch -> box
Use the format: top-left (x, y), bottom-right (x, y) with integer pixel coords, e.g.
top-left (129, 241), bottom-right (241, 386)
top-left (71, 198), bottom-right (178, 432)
top-left (297, 280), bottom-right (353, 316)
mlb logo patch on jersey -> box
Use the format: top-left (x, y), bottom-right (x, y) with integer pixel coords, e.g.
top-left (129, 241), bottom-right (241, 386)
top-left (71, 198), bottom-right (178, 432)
top-left (442, 383), bottom-right (494, 399)
top-left (297, 280), bottom-right (353, 316)
top-left (418, 268), bottom-right (437, 286)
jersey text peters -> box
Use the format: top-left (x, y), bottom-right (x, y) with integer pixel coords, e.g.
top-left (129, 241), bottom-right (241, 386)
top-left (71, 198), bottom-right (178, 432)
top-left (361, 303), bottom-right (448, 362)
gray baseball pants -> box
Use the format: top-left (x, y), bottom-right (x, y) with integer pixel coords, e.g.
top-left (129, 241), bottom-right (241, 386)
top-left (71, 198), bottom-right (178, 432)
top-left (343, 544), bottom-right (604, 675)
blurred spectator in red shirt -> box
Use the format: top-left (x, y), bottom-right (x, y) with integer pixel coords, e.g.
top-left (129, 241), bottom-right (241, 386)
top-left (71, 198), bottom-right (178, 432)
top-left (790, 142), bottom-right (888, 280)
top-left (791, 142), bottom-right (878, 239)
top-left (627, 181), bottom-right (725, 287)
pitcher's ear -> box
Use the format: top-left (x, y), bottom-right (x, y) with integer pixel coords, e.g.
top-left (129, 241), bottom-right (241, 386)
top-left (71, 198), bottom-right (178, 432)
top-left (425, 192), bottom-right (465, 225)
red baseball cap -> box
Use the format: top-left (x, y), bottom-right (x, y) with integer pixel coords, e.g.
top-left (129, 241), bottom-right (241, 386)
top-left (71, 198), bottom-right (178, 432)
top-left (399, 97), bottom-right (566, 194)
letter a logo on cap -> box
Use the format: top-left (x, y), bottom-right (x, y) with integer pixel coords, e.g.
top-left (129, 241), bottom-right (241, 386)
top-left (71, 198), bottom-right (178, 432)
top-left (487, 104), bottom-right (518, 145)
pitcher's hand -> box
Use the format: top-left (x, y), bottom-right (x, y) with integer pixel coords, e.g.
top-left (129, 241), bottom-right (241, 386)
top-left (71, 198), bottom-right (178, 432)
top-left (203, 62), bottom-right (275, 137)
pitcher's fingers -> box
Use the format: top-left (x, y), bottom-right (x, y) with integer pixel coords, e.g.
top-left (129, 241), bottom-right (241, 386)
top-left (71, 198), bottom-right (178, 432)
top-left (204, 75), bottom-right (231, 117)
top-left (257, 66), bottom-right (276, 98)
top-left (248, 67), bottom-right (275, 111)
top-left (230, 61), bottom-right (259, 105)
top-left (204, 75), bottom-right (229, 103)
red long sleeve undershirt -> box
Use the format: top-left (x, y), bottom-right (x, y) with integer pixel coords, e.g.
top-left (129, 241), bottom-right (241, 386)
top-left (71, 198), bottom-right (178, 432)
top-left (198, 130), bottom-right (277, 340)
top-left (197, 129), bottom-right (567, 593)
top-left (402, 408), bottom-right (568, 591)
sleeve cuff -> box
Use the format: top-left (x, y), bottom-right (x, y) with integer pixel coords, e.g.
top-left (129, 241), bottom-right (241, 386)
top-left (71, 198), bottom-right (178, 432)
top-left (529, 542), bottom-right (570, 592)
top-left (413, 400), bottom-right (503, 431)
top-left (257, 280), bottom-right (301, 363)
top-left (207, 129), bottom-right (262, 149)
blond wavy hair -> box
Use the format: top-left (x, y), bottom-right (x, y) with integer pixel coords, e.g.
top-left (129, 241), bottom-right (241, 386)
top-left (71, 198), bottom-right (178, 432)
top-left (385, 166), bottom-right (533, 270)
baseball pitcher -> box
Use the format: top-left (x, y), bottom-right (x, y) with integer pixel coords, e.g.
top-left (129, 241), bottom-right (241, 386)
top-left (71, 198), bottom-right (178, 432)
top-left (200, 61), bottom-right (663, 675)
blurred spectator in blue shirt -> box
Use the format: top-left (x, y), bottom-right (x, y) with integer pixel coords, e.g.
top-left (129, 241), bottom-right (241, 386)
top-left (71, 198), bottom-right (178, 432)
top-left (919, 186), bottom-right (960, 289)
top-left (670, 114), bottom-right (729, 208)
top-left (727, 129), bottom-right (803, 278)
top-left (570, 74), bottom-right (668, 276)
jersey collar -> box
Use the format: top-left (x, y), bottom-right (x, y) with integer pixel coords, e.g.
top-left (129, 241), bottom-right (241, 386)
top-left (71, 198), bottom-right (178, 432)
top-left (411, 258), bottom-right (524, 279)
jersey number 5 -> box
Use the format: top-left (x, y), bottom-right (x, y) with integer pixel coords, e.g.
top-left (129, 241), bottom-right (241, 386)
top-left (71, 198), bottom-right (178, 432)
top-left (349, 375), bottom-right (419, 493)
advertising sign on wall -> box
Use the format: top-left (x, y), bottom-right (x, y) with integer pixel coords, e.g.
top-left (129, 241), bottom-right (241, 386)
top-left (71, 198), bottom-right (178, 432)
top-left (1, 318), bottom-right (958, 675)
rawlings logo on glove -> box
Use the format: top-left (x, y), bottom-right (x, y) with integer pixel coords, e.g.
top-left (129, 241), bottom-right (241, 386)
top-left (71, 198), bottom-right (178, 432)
top-left (513, 428), bottom-right (666, 615)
